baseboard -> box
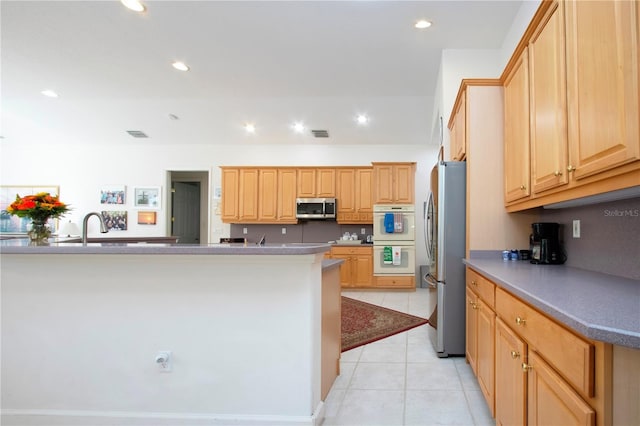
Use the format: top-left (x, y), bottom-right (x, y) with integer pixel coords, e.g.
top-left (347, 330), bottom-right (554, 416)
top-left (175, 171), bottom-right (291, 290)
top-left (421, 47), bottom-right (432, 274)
top-left (2, 402), bottom-right (326, 426)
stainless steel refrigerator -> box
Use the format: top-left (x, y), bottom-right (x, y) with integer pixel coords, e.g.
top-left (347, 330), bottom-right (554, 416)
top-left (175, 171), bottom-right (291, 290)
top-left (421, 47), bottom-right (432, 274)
top-left (425, 161), bottom-right (466, 357)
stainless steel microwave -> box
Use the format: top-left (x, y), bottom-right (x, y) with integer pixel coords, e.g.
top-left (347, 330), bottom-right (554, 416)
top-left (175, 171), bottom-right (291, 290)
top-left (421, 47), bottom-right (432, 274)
top-left (296, 198), bottom-right (336, 220)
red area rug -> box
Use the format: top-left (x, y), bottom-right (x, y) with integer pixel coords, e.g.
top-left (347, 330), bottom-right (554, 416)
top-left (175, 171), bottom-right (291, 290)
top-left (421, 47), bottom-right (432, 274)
top-left (341, 297), bottom-right (429, 352)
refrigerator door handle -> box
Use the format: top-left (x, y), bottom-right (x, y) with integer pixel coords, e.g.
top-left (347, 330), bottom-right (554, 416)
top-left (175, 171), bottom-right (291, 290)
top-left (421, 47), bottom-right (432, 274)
top-left (425, 273), bottom-right (438, 289)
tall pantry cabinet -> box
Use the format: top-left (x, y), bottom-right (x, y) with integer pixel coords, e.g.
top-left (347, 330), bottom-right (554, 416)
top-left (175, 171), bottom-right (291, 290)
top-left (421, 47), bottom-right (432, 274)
top-left (451, 80), bottom-right (536, 258)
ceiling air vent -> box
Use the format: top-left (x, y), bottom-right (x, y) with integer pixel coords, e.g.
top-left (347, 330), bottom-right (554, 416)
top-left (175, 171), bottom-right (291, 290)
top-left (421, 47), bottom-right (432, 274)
top-left (126, 130), bottom-right (149, 138)
top-left (311, 129), bottom-right (329, 138)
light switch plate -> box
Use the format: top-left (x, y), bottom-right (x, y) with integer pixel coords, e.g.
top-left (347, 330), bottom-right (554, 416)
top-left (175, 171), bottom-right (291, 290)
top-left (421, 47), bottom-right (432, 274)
top-left (572, 220), bottom-right (580, 238)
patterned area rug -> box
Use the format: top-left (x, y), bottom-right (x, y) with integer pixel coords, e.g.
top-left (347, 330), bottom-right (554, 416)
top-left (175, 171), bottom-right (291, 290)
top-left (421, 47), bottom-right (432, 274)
top-left (341, 297), bottom-right (429, 352)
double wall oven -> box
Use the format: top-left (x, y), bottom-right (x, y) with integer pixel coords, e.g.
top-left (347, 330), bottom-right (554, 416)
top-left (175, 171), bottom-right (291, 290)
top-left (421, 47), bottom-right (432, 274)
top-left (372, 205), bottom-right (416, 276)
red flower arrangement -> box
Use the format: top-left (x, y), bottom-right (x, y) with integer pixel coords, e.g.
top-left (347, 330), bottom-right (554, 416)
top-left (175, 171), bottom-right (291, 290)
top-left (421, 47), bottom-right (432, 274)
top-left (5, 192), bottom-right (70, 222)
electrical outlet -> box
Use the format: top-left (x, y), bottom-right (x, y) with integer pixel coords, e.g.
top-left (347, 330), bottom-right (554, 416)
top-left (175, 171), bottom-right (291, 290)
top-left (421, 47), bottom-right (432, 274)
top-left (572, 220), bottom-right (581, 238)
top-left (243, 227), bottom-right (248, 235)
top-left (282, 227), bottom-right (287, 235)
top-left (361, 228), bottom-right (366, 235)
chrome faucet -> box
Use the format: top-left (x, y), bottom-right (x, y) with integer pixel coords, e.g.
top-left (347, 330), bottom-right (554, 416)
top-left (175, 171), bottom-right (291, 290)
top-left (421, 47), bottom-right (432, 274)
top-left (82, 212), bottom-right (108, 244)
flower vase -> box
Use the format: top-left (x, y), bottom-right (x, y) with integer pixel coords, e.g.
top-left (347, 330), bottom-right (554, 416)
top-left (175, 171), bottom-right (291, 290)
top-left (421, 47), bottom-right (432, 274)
top-left (28, 218), bottom-right (51, 245)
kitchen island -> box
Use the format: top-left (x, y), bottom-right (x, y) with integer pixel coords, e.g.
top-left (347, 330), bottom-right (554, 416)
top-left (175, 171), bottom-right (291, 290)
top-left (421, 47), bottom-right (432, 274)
top-left (1, 240), bottom-right (337, 426)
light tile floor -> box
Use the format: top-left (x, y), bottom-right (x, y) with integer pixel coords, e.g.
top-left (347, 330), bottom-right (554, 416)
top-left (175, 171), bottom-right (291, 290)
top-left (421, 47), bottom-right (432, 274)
top-left (322, 288), bottom-right (495, 426)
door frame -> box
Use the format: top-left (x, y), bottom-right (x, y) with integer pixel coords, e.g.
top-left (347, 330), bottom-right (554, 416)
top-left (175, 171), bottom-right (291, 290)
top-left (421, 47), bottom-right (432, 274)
top-left (166, 170), bottom-right (210, 244)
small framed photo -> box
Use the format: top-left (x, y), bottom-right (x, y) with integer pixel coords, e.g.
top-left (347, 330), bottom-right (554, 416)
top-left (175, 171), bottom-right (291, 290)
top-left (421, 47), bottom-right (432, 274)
top-left (137, 211), bottom-right (157, 225)
top-left (100, 185), bottom-right (126, 205)
top-left (134, 187), bottom-right (161, 209)
top-left (101, 211), bottom-right (127, 231)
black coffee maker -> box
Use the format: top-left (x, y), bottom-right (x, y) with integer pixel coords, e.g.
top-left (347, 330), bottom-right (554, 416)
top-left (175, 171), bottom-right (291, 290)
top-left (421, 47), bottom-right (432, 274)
top-left (530, 222), bottom-right (566, 264)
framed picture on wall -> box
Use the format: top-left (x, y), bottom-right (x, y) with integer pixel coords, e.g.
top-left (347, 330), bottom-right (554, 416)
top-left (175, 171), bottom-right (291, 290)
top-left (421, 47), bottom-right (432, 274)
top-left (101, 211), bottom-right (127, 231)
top-left (100, 185), bottom-right (126, 205)
top-left (0, 185), bottom-right (61, 234)
top-left (133, 187), bottom-right (161, 209)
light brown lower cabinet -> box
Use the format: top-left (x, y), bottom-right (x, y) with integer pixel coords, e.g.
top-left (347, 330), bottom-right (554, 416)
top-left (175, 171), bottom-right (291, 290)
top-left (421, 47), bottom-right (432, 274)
top-left (330, 246), bottom-right (373, 288)
top-left (495, 317), bottom-right (527, 425)
top-left (467, 267), bottom-right (611, 426)
top-left (466, 269), bottom-right (496, 416)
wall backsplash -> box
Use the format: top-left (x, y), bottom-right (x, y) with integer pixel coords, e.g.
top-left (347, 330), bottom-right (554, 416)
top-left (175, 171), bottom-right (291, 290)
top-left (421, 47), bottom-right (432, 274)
top-left (230, 222), bottom-right (373, 245)
top-left (539, 197), bottom-right (640, 280)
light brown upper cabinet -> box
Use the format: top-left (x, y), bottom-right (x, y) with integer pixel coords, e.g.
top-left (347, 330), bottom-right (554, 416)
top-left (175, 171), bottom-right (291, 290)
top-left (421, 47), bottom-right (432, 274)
top-left (221, 168), bottom-right (240, 222)
top-left (220, 167), bottom-right (259, 222)
top-left (297, 168), bottom-right (336, 198)
top-left (530, 0), bottom-right (569, 195)
top-left (449, 90), bottom-right (467, 161)
top-left (372, 162), bottom-right (416, 204)
top-left (258, 168), bottom-right (298, 224)
top-left (277, 168), bottom-right (298, 223)
top-left (336, 167), bottom-right (373, 223)
top-left (504, 48), bottom-right (532, 204)
top-left (503, 0), bottom-right (640, 211)
top-left (221, 167), bottom-right (259, 223)
top-left (238, 168), bottom-right (259, 222)
top-left (564, 0), bottom-right (639, 181)
top-left (221, 167), bottom-right (297, 224)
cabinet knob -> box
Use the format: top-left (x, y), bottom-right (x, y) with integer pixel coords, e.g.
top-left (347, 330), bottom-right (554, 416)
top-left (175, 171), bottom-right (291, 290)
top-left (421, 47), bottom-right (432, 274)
top-left (515, 317), bottom-right (526, 326)
top-left (471, 280), bottom-right (478, 286)
top-left (554, 170), bottom-right (563, 177)
top-left (567, 165), bottom-right (575, 173)
top-left (520, 185), bottom-right (527, 190)
top-left (522, 362), bottom-right (533, 372)
top-left (511, 350), bottom-right (520, 359)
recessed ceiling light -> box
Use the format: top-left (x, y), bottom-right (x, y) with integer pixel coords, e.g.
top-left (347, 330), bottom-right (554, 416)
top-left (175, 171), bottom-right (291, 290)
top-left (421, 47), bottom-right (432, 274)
top-left (356, 114), bottom-right (369, 125)
top-left (172, 61), bottom-right (190, 72)
top-left (415, 20), bottom-right (432, 29)
top-left (41, 89), bottom-right (59, 98)
top-left (121, 0), bottom-right (146, 12)
top-left (292, 122), bottom-right (305, 133)
top-left (244, 123), bottom-right (256, 133)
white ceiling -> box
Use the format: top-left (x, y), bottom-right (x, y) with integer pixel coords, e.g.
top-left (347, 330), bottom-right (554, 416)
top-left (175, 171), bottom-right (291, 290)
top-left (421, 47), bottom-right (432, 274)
top-left (1, 0), bottom-right (524, 147)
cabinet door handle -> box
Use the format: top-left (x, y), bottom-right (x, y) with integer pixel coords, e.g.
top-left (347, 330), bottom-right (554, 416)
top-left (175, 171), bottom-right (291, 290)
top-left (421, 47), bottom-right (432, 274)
top-left (520, 185), bottom-right (527, 190)
top-left (522, 362), bottom-right (532, 372)
top-left (567, 165), bottom-right (575, 173)
top-left (515, 316), bottom-right (526, 326)
top-left (553, 170), bottom-right (563, 176)
top-left (511, 350), bottom-right (520, 359)
top-left (471, 280), bottom-right (478, 286)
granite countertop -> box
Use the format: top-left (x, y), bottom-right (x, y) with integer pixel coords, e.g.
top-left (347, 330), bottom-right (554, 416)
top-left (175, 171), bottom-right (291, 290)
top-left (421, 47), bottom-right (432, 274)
top-left (0, 238), bottom-right (331, 256)
top-left (464, 253), bottom-right (640, 349)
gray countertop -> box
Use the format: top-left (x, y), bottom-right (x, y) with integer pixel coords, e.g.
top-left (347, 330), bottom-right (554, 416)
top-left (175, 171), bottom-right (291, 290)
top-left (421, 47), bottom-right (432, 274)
top-left (464, 254), bottom-right (640, 349)
top-left (0, 238), bottom-right (331, 256)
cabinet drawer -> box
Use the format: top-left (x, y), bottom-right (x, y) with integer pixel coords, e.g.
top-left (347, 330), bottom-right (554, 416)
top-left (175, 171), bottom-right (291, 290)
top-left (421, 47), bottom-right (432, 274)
top-left (495, 287), bottom-right (594, 397)
top-left (374, 275), bottom-right (415, 288)
top-left (331, 246), bottom-right (372, 256)
top-left (467, 268), bottom-right (496, 308)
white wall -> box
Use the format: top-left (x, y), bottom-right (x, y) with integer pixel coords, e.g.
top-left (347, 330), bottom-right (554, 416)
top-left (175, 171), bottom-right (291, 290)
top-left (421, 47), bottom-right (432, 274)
top-left (430, 0), bottom-right (541, 160)
top-left (0, 140), bottom-right (439, 272)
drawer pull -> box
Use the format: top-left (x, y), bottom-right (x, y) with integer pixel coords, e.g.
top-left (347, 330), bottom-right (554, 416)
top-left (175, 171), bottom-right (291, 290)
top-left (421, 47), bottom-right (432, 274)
top-left (511, 350), bottom-right (520, 359)
top-left (522, 363), bottom-right (532, 372)
top-left (515, 317), bottom-right (526, 326)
